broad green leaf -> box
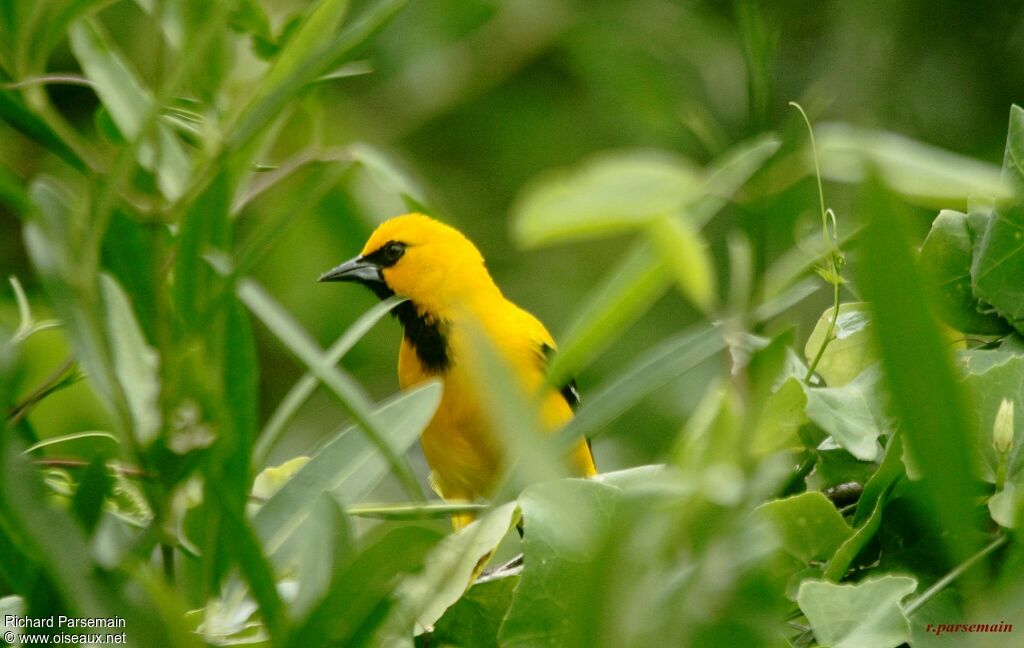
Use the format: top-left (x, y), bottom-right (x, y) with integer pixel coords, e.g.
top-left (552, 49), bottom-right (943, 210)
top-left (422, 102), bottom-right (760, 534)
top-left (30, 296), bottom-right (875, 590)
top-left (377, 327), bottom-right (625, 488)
top-left (824, 481), bottom-right (893, 580)
top-left (430, 575), bottom-right (519, 648)
top-left (804, 366), bottom-right (891, 461)
top-left (512, 150), bottom-right (702, 247)
top-left (797, 576), bottom-right (918, 648)
top-left (971, 105), bottom-right (1024, 331)
top-left (754, 492), bottom-right (853, 563)
top-left (805, 448), bottom-right (879, 493)
top-left (549, 239), bottom-right (670, 387)
top-left (817, 123), bottom-right (1010, 207)
top-left (69, 19), bottom-right (191, 199)
top-left (645, 214), bottom-right (715, 311)
top-left (394, 502), bottom-right (519, 635)
top-left (499, 479), bottom-right (620, 647)
top-left (804, 303), bottom-right (877, 387)
top-left (920, 210), bottom-right (1010, 335)
top-left (750, 376), bottom-right (807, 456)
top-left (853, 433), bottom-right (904, 526)
top-left (252, 383), bottom-right (440, 559)
top-left (99, 273), bottom-right (160, 445)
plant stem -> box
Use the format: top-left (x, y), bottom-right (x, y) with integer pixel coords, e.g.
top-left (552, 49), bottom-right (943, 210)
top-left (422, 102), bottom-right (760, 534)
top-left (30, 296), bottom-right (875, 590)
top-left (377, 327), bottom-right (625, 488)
top-left (789, 101), bottom-right (843, 384)
top-left (805, 279), bottom-right (841, 383)
top-left (33, 457), bottom-right (151, 479)
top-left (6, 355), bottom-right (77, 425)
top-left (903, 534), bottom-right (1008, 616)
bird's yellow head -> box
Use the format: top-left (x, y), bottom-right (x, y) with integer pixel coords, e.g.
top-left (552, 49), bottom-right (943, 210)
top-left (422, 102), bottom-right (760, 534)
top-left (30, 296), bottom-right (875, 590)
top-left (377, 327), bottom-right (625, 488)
top-left (319, 214), bottom-right (498, 313)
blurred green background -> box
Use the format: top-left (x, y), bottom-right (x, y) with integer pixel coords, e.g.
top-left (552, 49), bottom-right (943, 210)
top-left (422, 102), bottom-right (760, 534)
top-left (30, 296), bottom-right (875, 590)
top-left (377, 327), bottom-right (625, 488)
top-left (4, 0), bottom-right (1022, 471)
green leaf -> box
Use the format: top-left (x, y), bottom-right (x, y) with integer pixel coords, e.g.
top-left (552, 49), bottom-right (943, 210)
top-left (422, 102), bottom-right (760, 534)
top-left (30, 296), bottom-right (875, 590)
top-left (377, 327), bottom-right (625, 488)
top-left (252, 383), bottom-right (441, 560)
top-left (690, 134), bottom-right (781, 225)
top-left (824, 481), bottom-right (893, 581)
top-left (804, 366), bottom-right (891, 461)
top-left (797, 576), bottom-right (918, 648)
top-left (0, 88), bottom-right (86, 171)
top-left (258, 0), bottom-right (350, 99)
top-left (971, 106), bottom-right (1024, 332)
top-left (291, 493), bottom-right (354, 616)
top-left (286, 526), bottom-right (441, 648)
top-left (989, 482), bottom-right (1022, 528)
top-left (920, 210), bottom-right (1010, 335)
top-left (750, 376), bottom-right (808, 456)
top-left (254, 295), bottom-right (407, 465)
top-left (959, 353), bottom-right (1024, 483)
top-left (561, 325), bottom-right (725, 443)
top-left (99, 273), bottom-right (161, 446)
top-left (228, 0), bottom-right (273, 42)
top-left (175, 170), bottom-right (232, 331)
top-left (68, 18), bottom-right (191, 199)
top-left (70, 457), bottom-right (111, 535)
top-left (499, 479), bottom-right (620, 647)
top-left (238, 279), bottom-right (427, 498)
top-left (754, 492), bottom-right (853, 563)
top-left (349, 142), bottom-right (432, 213)
top-left (805, 448), bottom-right (879, 493)
top-left (804, 302), bottom-right (877, 387)
top-left (430, 574), bottom-right (519, 648)
top-left (644, 214), bottom-right (716, 311)
top-left (212, 487), bottom-right (287, 643)
top-left (817, 123), bottom-right (1010, 207)
top-left (853, 433), bottom-right (904, 526)
top-left (228, 0), bottom-right (409, 155)
top-left (393, 502), bottom-right (518, 635)
top-left (512, 149), bottom-right (702, 247)
top-left (548, 239), bottom-right (670, 388)
top-left (859, 182), bottom-right (986, 565)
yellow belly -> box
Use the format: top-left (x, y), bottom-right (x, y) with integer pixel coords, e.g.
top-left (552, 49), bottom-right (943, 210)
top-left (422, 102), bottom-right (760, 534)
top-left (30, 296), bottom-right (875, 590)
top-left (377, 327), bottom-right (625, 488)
top-left (398, 335), bottom-right (596, 509)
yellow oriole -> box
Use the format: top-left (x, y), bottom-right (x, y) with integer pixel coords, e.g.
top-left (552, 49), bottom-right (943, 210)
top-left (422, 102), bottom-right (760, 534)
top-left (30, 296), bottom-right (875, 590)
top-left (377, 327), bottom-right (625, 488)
top-left (320, 214), bottom-right (596, 528)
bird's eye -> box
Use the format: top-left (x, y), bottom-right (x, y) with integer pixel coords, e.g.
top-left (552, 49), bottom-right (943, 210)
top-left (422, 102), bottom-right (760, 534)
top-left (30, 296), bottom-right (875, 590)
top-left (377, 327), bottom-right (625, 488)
top-left (384, 241), bottom-right (405, 263)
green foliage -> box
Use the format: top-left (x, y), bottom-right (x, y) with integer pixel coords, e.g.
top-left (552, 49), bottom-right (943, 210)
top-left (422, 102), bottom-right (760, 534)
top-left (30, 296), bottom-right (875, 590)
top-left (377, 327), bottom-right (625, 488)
top-left (1, 2), bottom-right (1023, 647)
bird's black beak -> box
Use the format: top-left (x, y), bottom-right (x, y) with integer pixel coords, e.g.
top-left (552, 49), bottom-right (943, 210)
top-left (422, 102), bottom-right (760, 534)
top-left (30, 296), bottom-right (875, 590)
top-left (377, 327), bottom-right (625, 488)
top-left (318, 256), bottom-right (382, 284)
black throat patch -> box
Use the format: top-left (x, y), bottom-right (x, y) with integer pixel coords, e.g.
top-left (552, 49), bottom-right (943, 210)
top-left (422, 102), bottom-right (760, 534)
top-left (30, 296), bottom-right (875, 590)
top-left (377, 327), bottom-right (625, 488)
top-left (393, 300), bottom-right (450, 372)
